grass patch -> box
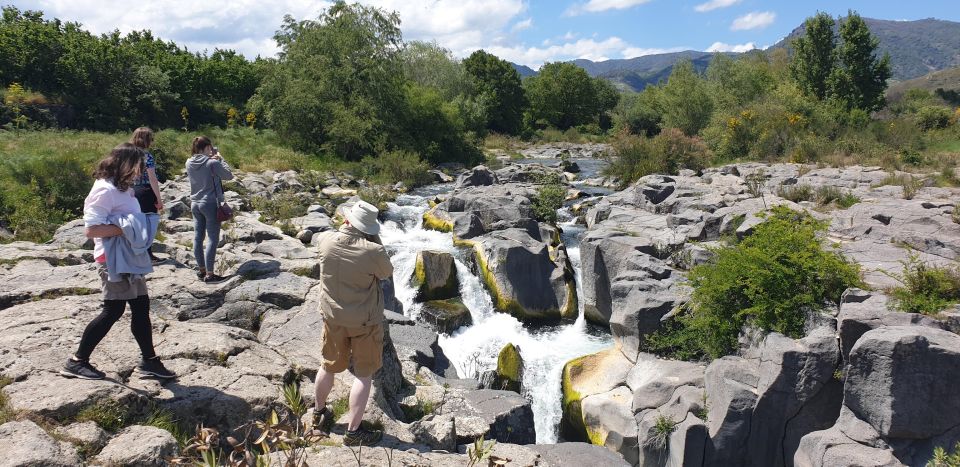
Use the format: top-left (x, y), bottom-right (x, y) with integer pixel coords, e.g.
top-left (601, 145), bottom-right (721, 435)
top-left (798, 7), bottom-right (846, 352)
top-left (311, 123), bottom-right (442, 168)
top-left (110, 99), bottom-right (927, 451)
top-left (400, 397), bottom-right (436, 422)
top-left (0, 376), bottom-right (13, 425)
top-left (74, 400), bottom-right (136, 432)
top-left (642, 207), bottom-right (863, 360)
top-left (645, 414), bottom-right (678, 451)
top-left (251, 191), bottom-right (310, 224)
top-left (876, 173), bottom-right (925, 200)
top-left (331, 397), bottom-right (350, 422)
top-left (776, 184), bottom-right (814, 203)
top-left (888, 256), bottom-right (960, 316)
top-left (142, 407), bottom-right (190, 447)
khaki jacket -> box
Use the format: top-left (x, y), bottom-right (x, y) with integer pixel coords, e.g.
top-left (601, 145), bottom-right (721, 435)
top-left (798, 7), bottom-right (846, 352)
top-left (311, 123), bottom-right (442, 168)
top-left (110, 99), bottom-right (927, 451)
top-left (315, 224), bottom-right (394, 327)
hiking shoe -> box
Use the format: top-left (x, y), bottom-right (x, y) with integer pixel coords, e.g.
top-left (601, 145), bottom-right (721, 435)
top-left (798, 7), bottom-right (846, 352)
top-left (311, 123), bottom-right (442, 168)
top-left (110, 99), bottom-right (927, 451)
top-left (310, 407), bottom-right (333, 436)
top-left (137, 357), bottom-right (176, 379)
top-left (344, 427), bottom-right (383, 446)
top-left (196, 270), bottom-right (205, 279)
top-left (203, 274), bottom-right (226, 283)
top-left (60, 358), bottom-right (105, 380)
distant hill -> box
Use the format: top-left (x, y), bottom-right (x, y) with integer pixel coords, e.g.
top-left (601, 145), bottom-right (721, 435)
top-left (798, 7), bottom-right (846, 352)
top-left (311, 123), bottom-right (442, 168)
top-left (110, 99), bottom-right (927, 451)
top-left (520, 17), bottom-right (960, 92)
top-left (886, 66), bottom-right (960, 102)
top-left (511, 63), bottom-right (537, 78)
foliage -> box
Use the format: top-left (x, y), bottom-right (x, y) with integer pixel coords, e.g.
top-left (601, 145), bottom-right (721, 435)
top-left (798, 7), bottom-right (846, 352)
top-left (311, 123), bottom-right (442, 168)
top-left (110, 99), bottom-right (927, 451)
top-left (645, 414), bottom-right (678, 451)
top-left (0, 6), bottom-right (264, 130)
top-left (0, 376), bottom-right (13, 425)
top-left (467, 437), bottom-right (497, 467)
top-left (929, 442), bottom-right (960, 467)
top-left (143, 408), bottom-right (190, 447)
top-left (791, 12), bottom-right (837, 101)
top-left (915, 106), bottom-right (954, 131)
top-left (889, 256), bottom-right (960, 316)
top-left (531, 183), bottom-right (566, 224)
top-left (523, 61), bottom-right (618, 130)
top-left (642, 207), bottom-right (863, 360)
top-left (463, 49), bottom-right (526, 135)
top-left (605, 128), bottom-right (712, 186)
top-left (658, 61), bottom-right (715, 136)
top-left (830, 12), bottom-right (892, 112)
top-left (251, 191), bottom-right (311, 224)
top-left (352, 150), bottom-right (435, 188)
top-left (612, 89), bottom-right (661, 136)
top-left (74, 400), bottom-right (135, 432)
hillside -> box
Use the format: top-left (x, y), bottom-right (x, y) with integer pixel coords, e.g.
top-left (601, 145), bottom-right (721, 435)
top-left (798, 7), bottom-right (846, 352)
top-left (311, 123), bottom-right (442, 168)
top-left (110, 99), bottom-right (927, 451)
top-left (530, 17), bottom-right (960, 91)
top-left (886, 66), bottom-right (960, 102)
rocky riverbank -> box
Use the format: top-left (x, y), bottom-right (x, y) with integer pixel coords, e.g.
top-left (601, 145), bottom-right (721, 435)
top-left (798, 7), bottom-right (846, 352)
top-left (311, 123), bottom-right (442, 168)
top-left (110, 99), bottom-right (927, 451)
top-left (0, 159), bottom-right (958, 466)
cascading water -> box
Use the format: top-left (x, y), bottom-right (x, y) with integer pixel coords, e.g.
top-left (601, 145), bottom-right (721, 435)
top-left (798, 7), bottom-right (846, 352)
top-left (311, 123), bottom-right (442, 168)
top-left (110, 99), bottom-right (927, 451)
top-left (380, 167), bottom-right (614, 444)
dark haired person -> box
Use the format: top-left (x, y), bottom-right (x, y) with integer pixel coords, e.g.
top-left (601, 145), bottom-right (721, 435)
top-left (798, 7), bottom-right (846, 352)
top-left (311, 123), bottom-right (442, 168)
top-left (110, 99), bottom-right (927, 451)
top-left (130, 127), bottom-right (163, 261)
top-left (185, 136), bottom-right (234, 283)
top-left (60, 143), bottom-right (175, 380)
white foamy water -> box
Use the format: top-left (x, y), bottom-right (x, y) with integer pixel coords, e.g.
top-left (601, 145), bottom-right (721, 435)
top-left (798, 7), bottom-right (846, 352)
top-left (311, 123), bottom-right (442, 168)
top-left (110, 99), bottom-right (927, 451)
top-left (380, 187), bottom-right (613, 443)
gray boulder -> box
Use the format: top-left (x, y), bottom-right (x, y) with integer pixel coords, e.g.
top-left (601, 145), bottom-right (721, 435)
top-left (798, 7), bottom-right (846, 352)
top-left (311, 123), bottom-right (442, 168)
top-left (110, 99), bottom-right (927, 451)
top-left (50, 218), bottom-right (93, 250)
top-left (419, 299), bottom-right (472, 334)
top-left (845, 326), bottom-right (960, 440)
top-left (0, 420), bottom-right (80, 467)
top-left (530, 442), bottom-right (631, 467)
top-left (837, 291), bottom-right (945, 361)
top-left (54, 421), bottom-right (110, 453)
top-left (409, 413), bottom-right (456, 451)
top-left (455, 165), bottom-right (499, 188)
top-left (449, 389), bottom-right (536, 445)
top-left (471, 228), bottom-right (577, 321)
top-left (704, 356), bottom-right (760, 466)
top-left (94, 425), bottom-right (179, 467)
top-left (413, 250), bottom-right (460, 302)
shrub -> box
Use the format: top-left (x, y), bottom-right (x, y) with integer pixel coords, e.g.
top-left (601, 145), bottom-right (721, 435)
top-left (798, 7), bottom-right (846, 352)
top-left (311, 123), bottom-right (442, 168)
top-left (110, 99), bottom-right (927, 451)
top-left (531, 183), bottom-right (566, 224)
top-left (642, 207), bottom-right (862, 359)
top-left (356, 150), bottom-right (434, 188)
top-left (889, 256), bottom-right (960, 316)
top-left (605, 129), bottom-right (711, 186)
top-left (929, 442), bottom-right (960, 467)
top-left (645, 414), bottom-right (678, 451)
top-left (836, 191), bottom-right (861, 209)
top-left (251, 192), bottom-right (310, 223)
top-left (775, 184), bottom-right (814, 203)
top-left (878, 173), bottom-right (924, 200)
top-left (915, 106), bottom-right (953, 131)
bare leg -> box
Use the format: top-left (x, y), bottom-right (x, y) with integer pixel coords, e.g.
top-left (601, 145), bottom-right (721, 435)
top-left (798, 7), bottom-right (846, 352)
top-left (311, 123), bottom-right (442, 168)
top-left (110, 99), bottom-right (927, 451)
top-left (347, 376), bottom-right (373, 431)
top-left (314, 367), bottom-right (336, 411)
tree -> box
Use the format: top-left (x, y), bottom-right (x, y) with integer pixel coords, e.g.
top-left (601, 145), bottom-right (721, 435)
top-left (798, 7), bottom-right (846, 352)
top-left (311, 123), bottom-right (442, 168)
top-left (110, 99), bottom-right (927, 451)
top-left (524, 62), bottom-right (591, 130)
top-left (251, 1), bottom-right (406, 159)
top-left (400, 41), bottom-right (472, 101)
top-left (791, 12), bottom-right (837, 100)
top-left (658, 60), bottom-right (714, 136)
top-left (463, 50), bottom-right (526, 135)
top-left (829, 12), bottom-right (891, 111)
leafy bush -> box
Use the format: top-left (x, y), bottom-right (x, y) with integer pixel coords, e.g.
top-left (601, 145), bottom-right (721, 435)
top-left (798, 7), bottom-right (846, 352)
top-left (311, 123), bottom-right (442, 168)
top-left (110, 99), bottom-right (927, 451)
top-left (776, 184), bottom-right (814, 203)
top-left (251, 192), bottom-right (310, 224)
top-left (889, 256), bottom-right (960, 316)
top-left (605, 129), bottom-right (711, 186)
top-left (642, 207), bottom-right (862, 360)
top-left (531, 183), bottom-right (566, 224)
top-left (915, 106), bottom-right (954, 131)
top-left (354, 150), bottom-right (434, 188)
top-left (929, 442), bottom-right (960, 467)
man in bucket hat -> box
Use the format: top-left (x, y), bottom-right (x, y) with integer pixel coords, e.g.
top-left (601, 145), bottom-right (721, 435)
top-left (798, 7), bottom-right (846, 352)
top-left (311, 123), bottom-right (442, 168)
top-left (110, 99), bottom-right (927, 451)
top-left (310, 200), bottom-right (394, 446)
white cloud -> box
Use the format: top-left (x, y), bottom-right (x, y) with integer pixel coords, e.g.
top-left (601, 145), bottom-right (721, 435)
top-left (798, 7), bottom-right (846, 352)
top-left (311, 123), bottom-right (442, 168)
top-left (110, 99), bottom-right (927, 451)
top-left (694, 0), bottom-right (741, 13)
top-left (511, 18), bottom-right (533, 32)
top-left (731, 11), bottom-right (776, 31)
top-left (705, 41), bottom-right (756, 52)
top-left (565, 0), bottom-right (653, 17)
top-left (488, 36), bottom-right (650, 69)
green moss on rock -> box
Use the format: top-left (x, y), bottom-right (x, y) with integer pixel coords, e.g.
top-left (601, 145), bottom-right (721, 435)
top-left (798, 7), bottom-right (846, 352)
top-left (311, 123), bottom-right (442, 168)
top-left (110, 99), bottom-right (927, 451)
top-left (495, 343), bottom-right (523, 392)
top-left (561, 356), bottom-right (588, 442)
top-left (422, 209), bottom-right (453, 232)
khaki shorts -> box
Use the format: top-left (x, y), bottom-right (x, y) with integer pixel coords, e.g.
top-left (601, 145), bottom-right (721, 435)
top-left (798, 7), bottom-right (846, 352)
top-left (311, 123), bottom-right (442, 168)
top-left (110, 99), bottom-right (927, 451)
top-left (320, 321), bottom-right (384, 377)
top-left (99, 265), bottom-right (148, 301)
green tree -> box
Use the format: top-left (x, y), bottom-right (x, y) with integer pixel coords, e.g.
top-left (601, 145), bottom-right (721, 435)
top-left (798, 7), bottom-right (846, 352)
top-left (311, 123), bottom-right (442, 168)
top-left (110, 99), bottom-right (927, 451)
top-left (400, 41), bottom-right (473, 101)
top-left (251, 1), bottom-right (406, 159)
top-left (463, 50), bottom-right (526, 135)
top-left (829, 11), bottom-right (891, 111)
top-left (524, 61), bottom-right (611, 130)
top-left (612, 87), bottom-right (662, 136)
top-left (790, 12), bottom-right (837, 100)
top-left (658, 60), bottom-right (714, 136)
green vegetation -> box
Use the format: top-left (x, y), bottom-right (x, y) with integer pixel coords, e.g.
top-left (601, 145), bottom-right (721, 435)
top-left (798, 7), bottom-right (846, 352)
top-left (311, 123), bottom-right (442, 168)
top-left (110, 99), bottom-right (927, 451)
top-left (74, 399), bottom-right (136, 432)
top-left (400, 397), bottom-right (436, 422)
top-left (331, 396), bottom-right (350, 422)
top-left (642, 207), bottom-right (863, 360)
top-left (774, 184), bottom-right (861, 209)
top-left (531, 182), bottom-right (566, 224)
top-left (251, 191), bottom-right (310, 224)
top-left (523, 61), bottom-right (618, 132)
top-left (142, 407), bottom-right (189, 447)
top-left (463, 50), bottom-right (526, 135)
top-left (929, 442), bottom-right (960, 467)
top-left (0, 376), bottom-right (13, 425)
top-left (604, 128), bottom-right (711, 186)
top-left (646, 414), bottom-right (678, 451)
top-left (889, 256), bottom-right (960, 316)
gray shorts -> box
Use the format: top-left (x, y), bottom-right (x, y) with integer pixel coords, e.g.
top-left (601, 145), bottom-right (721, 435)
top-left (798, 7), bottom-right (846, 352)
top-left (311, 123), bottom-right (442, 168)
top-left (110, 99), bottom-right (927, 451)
top-left (98, 265), bottom-right (148, 301)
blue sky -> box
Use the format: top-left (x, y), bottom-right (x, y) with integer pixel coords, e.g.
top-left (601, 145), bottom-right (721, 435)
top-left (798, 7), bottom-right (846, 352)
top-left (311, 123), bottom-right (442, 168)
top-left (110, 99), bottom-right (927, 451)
top-left (13, 0), bottom-right (960, 69)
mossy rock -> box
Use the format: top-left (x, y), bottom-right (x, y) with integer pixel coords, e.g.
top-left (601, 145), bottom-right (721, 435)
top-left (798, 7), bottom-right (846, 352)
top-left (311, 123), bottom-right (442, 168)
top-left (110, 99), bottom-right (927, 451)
top-left (420, 298), bottom-right (472, 334)
top-left (422, 208), bottom-right (453, 232)
top-left (561, 355), bottom-right (589, 442)
top-left (559, 348), bottom-right (635, 444)
top-left (412, 250), bottom-right (459, 302)
top-left (494, 342), bottom-right (523, 393)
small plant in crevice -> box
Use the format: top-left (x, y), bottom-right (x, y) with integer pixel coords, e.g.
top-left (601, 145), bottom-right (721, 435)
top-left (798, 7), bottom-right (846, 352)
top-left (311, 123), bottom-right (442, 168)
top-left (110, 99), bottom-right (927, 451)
top-left (775, 183), bottom-right (814, 203)
top-left (646, 414), bottom-right (678, 451)
top-left (952, 204), bottom-right (960, 225)
top-left (531, 183), bottom-right (566, 224)
top-left (467, 436), bottom-right (497, 467)
top-left (0, 376), bottom-right (14, 425)
top-left (928, 441), bottom-right (960, 467)
top-left (887, 255), bottom-right (960, 316)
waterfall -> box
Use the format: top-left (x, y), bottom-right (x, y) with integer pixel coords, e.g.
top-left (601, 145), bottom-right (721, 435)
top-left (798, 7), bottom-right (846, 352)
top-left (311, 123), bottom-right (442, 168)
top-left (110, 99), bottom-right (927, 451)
top-left (381, 183), bottom-right (613, 444)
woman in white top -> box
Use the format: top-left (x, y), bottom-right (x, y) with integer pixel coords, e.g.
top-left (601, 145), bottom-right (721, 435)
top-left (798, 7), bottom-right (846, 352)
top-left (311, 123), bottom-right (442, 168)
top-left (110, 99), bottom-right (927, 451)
top-left (60, 143), bottom-right (175, 381)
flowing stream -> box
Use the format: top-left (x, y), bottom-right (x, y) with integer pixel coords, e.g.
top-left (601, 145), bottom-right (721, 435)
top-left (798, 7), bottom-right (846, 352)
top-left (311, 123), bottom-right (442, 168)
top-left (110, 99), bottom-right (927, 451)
top-left (380, 161), bottom-right (614, 443)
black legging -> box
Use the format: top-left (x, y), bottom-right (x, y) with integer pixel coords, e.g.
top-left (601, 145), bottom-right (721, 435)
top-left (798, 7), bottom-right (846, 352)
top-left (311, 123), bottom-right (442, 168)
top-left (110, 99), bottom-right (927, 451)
top-left (75, 295), bottom-right (157, 361)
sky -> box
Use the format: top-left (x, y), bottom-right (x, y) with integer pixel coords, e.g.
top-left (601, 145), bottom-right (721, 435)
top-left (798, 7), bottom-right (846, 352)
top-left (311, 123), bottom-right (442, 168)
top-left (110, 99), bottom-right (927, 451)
top-left (11, 0), bottom-right (960, 69)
